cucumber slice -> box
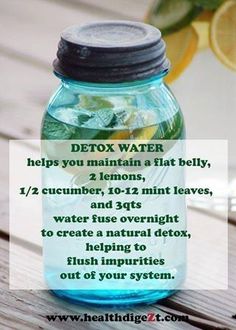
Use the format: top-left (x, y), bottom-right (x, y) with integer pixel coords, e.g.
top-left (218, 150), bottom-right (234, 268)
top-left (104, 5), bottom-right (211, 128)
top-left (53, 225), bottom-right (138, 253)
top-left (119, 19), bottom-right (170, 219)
top-left (147, 0), bottom-right (201, 35)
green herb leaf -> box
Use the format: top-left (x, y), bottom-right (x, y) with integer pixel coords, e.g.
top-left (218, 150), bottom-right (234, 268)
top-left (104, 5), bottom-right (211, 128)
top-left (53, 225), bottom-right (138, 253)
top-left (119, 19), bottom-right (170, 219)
top-left (78, 112), bottom-right (92, 125)
top-left (84, 109), bottom-right (116, 128)
top-left (42, 114), bottom-right (74, 139)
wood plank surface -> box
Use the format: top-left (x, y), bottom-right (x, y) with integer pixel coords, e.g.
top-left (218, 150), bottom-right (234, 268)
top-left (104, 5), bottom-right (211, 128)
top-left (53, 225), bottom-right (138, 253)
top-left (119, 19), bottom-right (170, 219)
top-left (0, 237), bottom-right (199, 330)
top-left (2, 160), bottom-right (234, 330)
top-left (0, 0), bottom-right (120, 66)
top-left (0, 53), bottom-right (53, 139)
top-left (1, 227), bottom-right (233, 329)
top-left (0, 0), bottom-right (154, 67)
top-left (0, 135), bottom-right (234, 327)
top-left (0, 131), bottom-right (233, 327)
top-left (0, 0), bottom-right (143, 140)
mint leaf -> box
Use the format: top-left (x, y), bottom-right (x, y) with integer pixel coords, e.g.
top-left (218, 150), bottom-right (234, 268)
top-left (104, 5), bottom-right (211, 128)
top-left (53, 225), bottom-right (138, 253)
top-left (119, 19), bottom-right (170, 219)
top-left (42, 114), bottom-right (74, 139)
top-left (78, 112), bottom-right (92, 125)
top-left (84, 109), bottom-right (116, 128)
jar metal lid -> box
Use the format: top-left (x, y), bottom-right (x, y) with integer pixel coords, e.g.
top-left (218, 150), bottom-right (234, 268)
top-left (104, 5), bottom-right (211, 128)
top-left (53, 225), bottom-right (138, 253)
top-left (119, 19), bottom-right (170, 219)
top-left (53, 21), bottom-right (170, 83)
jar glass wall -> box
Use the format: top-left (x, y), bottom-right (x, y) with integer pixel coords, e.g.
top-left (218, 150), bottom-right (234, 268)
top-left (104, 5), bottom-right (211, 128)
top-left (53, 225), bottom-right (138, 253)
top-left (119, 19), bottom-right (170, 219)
top-left (41, 73), bottom-right (186, 306)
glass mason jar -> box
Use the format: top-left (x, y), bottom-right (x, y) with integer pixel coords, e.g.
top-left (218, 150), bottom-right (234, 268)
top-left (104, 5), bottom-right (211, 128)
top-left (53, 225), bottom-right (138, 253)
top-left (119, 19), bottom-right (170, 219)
top-left (41, 21), bottom-right (186, 306)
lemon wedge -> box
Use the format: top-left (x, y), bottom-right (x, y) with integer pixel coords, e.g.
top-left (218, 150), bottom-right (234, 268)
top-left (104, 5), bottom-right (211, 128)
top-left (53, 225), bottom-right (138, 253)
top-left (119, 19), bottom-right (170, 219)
top-left (210, 0), bottom-right (236, 71)
top-left (164, 26), bottom-right (199, 84)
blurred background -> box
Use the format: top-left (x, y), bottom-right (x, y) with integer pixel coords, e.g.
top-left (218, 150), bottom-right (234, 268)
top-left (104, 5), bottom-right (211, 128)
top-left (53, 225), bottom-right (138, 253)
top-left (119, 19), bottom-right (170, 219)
top-left (1, 2), bottom-right (236, 328)
top-left (0, 0), bottom-right (235, 208)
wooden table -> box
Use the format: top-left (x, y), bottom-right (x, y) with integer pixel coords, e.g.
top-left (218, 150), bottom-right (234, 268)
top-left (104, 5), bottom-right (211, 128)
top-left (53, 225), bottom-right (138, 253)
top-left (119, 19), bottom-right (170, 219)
top-left (0, 1), bottom-right (235, 329)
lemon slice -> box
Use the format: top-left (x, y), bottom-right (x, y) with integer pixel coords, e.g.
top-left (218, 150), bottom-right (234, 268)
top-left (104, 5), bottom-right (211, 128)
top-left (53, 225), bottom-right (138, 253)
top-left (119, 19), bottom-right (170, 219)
top-left (210, 0), bottom-right (236, 71)
top-left (164, 26), bottom-right (199, 84)
top-left (133, 126), bottom-right (157, 140)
